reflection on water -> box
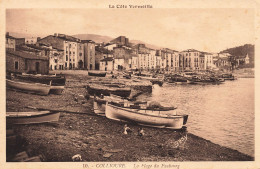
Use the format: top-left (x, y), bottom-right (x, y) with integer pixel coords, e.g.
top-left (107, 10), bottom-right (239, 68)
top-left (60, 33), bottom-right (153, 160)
top-left (138, 78), bottom-right (254, 157)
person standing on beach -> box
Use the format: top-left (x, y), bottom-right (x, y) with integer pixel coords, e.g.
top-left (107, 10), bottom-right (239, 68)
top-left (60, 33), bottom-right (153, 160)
top-left (123, 124), bottom-right (131, 135)
top-left (138, 128), bottom-right (144, 136)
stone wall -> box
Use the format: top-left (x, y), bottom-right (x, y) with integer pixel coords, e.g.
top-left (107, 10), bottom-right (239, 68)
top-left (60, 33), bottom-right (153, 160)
top-left (6, 54), bottom-right (26, 73)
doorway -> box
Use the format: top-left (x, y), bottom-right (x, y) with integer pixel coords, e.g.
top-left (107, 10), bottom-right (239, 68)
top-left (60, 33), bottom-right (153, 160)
top-left (35, 62), bottom-right (40, 74)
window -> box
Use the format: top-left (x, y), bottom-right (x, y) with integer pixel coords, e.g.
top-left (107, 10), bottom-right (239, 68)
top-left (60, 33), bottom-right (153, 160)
top-left (15, 61), bottom-right (19, 70)
top-left (66, 55), bottom-right (68, 61)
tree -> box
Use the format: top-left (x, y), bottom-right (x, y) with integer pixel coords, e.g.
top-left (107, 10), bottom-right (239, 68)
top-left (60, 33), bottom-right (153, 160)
top-left (228, 55), bottom-right (237, 71)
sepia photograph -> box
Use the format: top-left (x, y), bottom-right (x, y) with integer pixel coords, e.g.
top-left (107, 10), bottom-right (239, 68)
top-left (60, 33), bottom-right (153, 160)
top-left (0, 0), bottom-right (259, 169)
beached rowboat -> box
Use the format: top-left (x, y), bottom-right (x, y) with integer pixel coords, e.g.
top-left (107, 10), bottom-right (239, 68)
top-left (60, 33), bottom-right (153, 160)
top-left (49, 85), bottom-right (65, 95)
top-left (93, 96), bottom-right (107, 116)
top-left (105, 102), bottom-right (188, 129)
top-left (6, 79), bottom-right (51, 95)
top-left (93, 95), bottom-right (124, 116)
top-left (6, 111), bottom-right (60, 125)
top-left (86, 84), bottom-right (131, 98)
top-left (16, 73), bottom-right (66, 86)
top-left (88, 71), bottom-right (106, 77)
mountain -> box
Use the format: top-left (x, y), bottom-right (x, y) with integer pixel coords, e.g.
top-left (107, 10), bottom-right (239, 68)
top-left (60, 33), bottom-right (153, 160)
top-left (72, 34), bottom-right (162, 49)
top-left (7, 32), bottom-right (47, 38)
top-left (220, 44), bottom-right (254, 65)
top-left (130, 40), bottom-right (162, 50)
top-left (72, 34), bottom-right (113, 43)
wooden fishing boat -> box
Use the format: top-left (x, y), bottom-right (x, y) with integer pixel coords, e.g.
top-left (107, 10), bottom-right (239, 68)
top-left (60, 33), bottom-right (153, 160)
top-left (165, 74), bottom-right (187, 84)
top-left (49, 85), bottom-right (65, 95)
top-left (220, 73), bottom-right (236, 80)
top-left (15, 73), bottom-right (66, 86)
top-left (105, 102), bottom-right (188, 129)
top-left (88, 71), bottom-right (106, 77)
top-left (6, 79), bottom-right (50, 95)
top-left (86, 84), bottom-right (131, 98)
top-left (6, 111), bottom-right (60, 125)
top-left (93, 96), bottom-right (107, 116)
top-left (150, 79), bottom-right (163, 86)
top-left (199, 77), bottom-right (222, 84)
top-left (93, 95), bottom-right (123, 116)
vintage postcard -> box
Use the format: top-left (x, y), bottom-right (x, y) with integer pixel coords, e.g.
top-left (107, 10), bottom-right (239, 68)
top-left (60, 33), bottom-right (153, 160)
top-left (0, 0), bottom-right (259, 169)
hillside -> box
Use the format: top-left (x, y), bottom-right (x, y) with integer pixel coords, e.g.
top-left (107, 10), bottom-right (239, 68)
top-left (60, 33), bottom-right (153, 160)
top-left (72, 34), bottom-right (113, 43)
top-left (72, 34), bottom-right (162, 49)
top-left (8, 32), bottom-right (47, 38)
top-left (220, 44), bottom-right (254, 66)
top-left (130, 40), bottom-right (162, 50)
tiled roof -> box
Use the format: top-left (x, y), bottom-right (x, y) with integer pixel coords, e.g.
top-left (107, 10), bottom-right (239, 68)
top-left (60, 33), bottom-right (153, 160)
top-left (181, 49), bottom-right (200, 53)
top-left (6, 34), bottom-right (16, 39)
top-left (200, 51), bottom-right (212, 55)
top-left (6, 50), bottom-right (48, 61)
top-left (161, 48), bottom-right (179, 53)
top-left (26, 44), bottom-right (51, 51)
top-left (6, 34), bottom-right (25, 40)
top-left (100, 57), bottom-right (114, 62)
top-left (16, 45), bottom-right (41, 53)
top-left (81, 40), bottom-right (95, 43)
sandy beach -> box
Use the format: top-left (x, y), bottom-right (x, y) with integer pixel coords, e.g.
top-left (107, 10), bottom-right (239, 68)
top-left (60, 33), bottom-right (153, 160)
top-left (6, 70), bottom-right (253, 161)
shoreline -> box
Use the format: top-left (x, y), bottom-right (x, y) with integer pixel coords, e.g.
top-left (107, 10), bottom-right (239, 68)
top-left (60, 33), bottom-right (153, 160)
top-left (6, 70), bottom-right (254, 161)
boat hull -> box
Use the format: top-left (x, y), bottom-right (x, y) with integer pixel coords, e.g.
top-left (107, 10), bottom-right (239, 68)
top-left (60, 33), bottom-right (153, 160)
top-left (6, 79), bottom-right (50, 95)
top-left (49, 86), bottom-right (65, 95)
top-left (16, 74), bottom-right (66, 86)
top-left (105, 103), bottom-right (188, 129)
top-left (88, 71), bottom-right (106, 77)
top-left (93, 98), bottom-right (106, 116)
top-left (150, 80), bottom-right (163, 86)
top-left (86, 85), bottom-right (131, 98)
top-left (6, 111), bottom-right (60, 125)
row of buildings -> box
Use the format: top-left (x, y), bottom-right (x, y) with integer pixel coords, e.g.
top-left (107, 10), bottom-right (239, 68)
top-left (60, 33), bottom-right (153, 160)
top-left (6, 32), bottom-right (250, 74)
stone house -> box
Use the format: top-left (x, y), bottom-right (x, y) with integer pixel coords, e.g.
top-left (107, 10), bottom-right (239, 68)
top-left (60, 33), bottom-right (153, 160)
top-left (113, 46), bottom-right (133, 70)
top-left (95, 46), bottom-right (113, 70)
top-left (180, 49), bottom-right (200, 71)
top-left (82, 40), bottom-right (95, 70)
top-left (6, 33), bottom-right (25, 51)
top-left (200, 52), bottom-right (214, 70)
top-left (6, 50), bottom-right (49, 74)
top-left (110, 36), bottom-right (129, 46)
top-left (100, 57), bottom-right (114, 71)
top-left (37, 33), bottom-right (84, 69)
top-left (160, 48), bottom-right (179, 72)
top-left (25, 37), bottom-right (41, 44)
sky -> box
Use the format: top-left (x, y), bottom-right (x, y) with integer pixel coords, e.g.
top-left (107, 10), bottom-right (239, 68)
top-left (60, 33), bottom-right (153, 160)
top-left (6, 8), bottom-right (255, 53)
